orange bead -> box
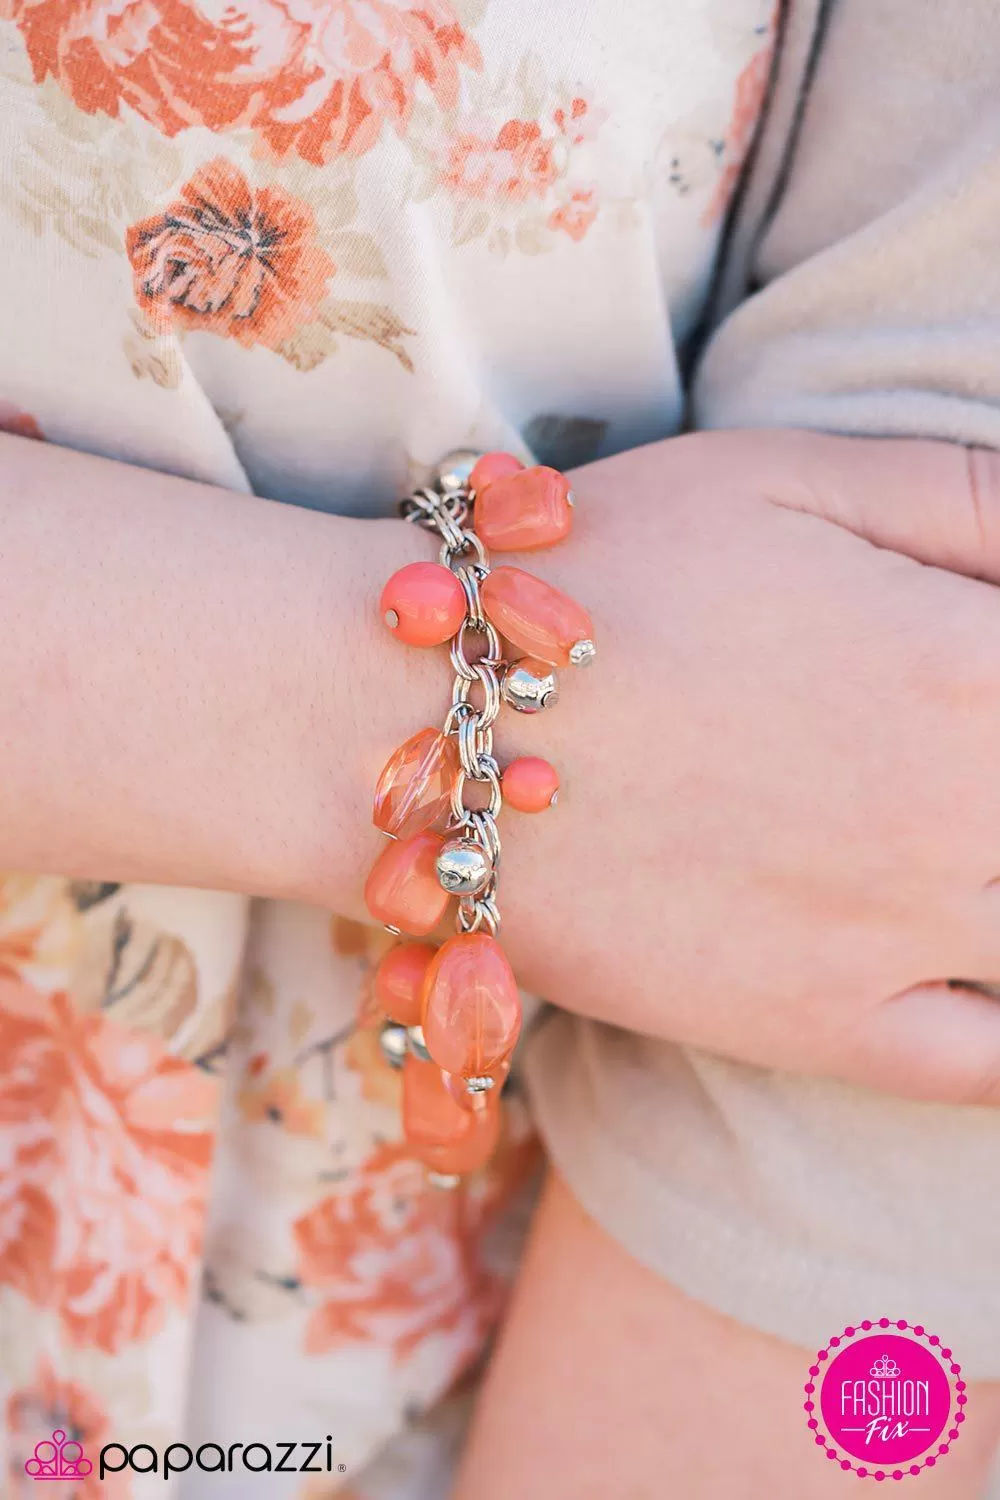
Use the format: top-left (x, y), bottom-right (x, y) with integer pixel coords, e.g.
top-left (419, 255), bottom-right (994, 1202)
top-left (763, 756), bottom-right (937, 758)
top-left (475, 466), bottom-right (574, 551)
top-left (373, 728), bottom-right (458, 839)
top-left (481, 566), bottom-right (595, 668)
top-left (503, 756), bottom-right (560, 812)
top-left (419, 1102), bottom-right (501, 1176)
top-left (402, 1053), bottom-right (501, 1174)
top-left (364, 831), bottom-right (450, 936)
top-left (380, 562), bottom-right (465, 647)
top-left (468, 451), bottom-right (524, 495)
top-left (421, 933), bottom-right (521, 1077)
top-left (374, 942), bottom-right (436, 1026)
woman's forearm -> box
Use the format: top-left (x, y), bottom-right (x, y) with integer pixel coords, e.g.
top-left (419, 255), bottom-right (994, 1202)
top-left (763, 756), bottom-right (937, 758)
top-left (0, 431), bottom-right (437, 904)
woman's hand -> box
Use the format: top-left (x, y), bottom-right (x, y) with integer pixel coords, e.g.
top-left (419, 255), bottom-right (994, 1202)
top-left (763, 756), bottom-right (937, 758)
top-left (479, 429), bottom-right (1000, 1103)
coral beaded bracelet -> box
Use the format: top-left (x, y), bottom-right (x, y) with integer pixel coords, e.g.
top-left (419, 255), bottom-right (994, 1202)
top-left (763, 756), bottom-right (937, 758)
top-left (365, 448), bottom-right (595, 1186)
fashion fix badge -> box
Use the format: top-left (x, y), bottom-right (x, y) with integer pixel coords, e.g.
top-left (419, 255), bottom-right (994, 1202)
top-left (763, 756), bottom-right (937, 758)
top-left (806, 1321), bottom-right (965, 1480)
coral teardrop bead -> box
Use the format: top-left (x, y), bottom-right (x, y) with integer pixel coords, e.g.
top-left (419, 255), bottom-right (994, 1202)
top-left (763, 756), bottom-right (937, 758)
top-left (403, 1053), bottom-right (501, 1174)
top-left (373, 728), bottom-right (458, 839)
top-left (380, 562), bottom-right (465, 647)
top-left (374, 942), bottom-right (436, 1026)
top-left (421, 933), bottom-right (521, 1077)
top-left (364, 832), bottom-right (450, 936)
top-left (475, 466), bottom-right (574, 551)
top-left (468, 451), bottom-right (524, 495)
top-left (480, 566), bottom-right (594, 668)
top-left (503, 756), bottom-right (560, 812)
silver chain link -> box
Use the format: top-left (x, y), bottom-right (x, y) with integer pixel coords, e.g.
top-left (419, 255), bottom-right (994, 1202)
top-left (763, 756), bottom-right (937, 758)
top-left (400, 473), bottom-right (504, 935)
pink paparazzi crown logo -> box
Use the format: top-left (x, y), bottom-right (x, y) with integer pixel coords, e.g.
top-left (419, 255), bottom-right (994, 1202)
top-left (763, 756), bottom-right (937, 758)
top-left (24, 1430), bottom-right (93, 1481)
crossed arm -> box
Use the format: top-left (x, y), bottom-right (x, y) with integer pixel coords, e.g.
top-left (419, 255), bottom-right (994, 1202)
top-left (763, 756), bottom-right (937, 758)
top-left (7, 426), bottom-right (1000, 1100)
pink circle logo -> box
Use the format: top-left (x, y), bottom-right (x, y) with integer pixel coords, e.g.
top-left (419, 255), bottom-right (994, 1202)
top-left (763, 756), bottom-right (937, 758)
top-left (806, 1321), bottom-right (965, 1480)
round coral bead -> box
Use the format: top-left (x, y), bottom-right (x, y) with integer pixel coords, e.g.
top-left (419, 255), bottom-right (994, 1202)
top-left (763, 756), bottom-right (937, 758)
top-left (468, 451), bottom-right (524, 495)
top-left (481, 566), bottom-right (594, 667)
top-left (503, 756), bottom-right (560, 812)
top-left (476, 466), bottom-right (574, 551)
top-left (421, 932), bottom-right (521, 1077)
top-left (403, 1053), bottom-right (502, 1174)
top-left (364, 832), bottom-right (450, 936)
top-left (372, 728), bottom-right (458, 839)
top-left (380, 562), bottom-right (465, 647)
top-left (374, 942), bottom-right (436, 1027)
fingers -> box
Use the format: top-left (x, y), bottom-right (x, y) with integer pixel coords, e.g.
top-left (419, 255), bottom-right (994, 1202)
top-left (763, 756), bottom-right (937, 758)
top-left (847, 980), bottom-right (1000, 1106)
top-left (755, 430), bottom-right (1000, 586)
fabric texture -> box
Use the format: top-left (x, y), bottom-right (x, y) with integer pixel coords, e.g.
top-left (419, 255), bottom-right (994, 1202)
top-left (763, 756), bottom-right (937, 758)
top-left (526, 0), bottom-right (1000, 1390)
top-left (0, 2), bottom-right (779, 1497)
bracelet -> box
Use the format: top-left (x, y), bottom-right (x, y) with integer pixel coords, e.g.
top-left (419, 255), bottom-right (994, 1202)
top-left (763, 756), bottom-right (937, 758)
top-left (364, 448), bottom-right (595, 1187)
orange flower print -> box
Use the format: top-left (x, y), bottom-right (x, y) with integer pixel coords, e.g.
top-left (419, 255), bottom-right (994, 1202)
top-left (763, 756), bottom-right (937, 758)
top-left (441, 93), bottom-right (606, 253)
top-left (126, 158), bottom-right (334, 352)
top-left (238, 1058), bottom-right (326, 1137)
top-left (443, 117), bottom-right (559, 205)
top-left (343, 1023), bottom-right (402, 1109)
top-left (701, 18), bottom-right (777, 227)
top-left (293, 1142), bottom-right (504, 1366)
top-left (547, 186), bottom-right (598, 242)
top-left (4, 0), bottom-right (481, 164)
top-left (0, 977), bottom-right (215, 1353)
top-left (6, 1361), bottom-right (126, 1500)
top-left (0, 401), bottom-right (43, 440)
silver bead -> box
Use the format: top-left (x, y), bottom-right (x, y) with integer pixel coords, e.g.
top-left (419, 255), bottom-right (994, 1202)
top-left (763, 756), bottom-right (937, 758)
top-left (435, 837), bottom-right (494, 895)
top-left (407, 1024), bottom-right (432, 1061)
top-left (500, 658), bottom-right (560, 714)
top-left (432, 448), bottom-right (482, 493)
top-left (569, 638), bottom-right (596, 668)
top-left (378, 1022), bottom-right (409, 1070)
top-left (465, 1075), bottom-right (496, 1094)
top-left (426, 1170), bottom-right (462, 1190)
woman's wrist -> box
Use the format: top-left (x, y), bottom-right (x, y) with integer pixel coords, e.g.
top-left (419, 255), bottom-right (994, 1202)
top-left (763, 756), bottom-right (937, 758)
top-left (0, 432), bottom-right (436, 908)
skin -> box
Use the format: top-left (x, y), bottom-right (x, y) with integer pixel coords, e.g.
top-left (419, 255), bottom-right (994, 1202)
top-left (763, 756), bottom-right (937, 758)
top-left (453, 1173), bottom-right (1000, 1500)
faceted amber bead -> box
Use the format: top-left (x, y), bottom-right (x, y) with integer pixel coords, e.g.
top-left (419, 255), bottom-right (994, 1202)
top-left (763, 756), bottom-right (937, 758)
top-left (475, 466), bottom-right (574, 551)
top-left (480, 566), bottom-right (594, 668)
top-left (421, 933), bottom-right (521, 1077)
top-left (372, 728), bottom-right (458, 839)
top-left (403, 1053), bottom-right (501, 1174)
top-left (374, 942), bottom-right (436, 1027)
top-left (364, 832), bottom-right (450, 936)
top-left (380, 561), bottom-right (465, 647)
top-left (468, 450), bottom-right (523, 495)
top-left (503, 756), bottom-right (560, 812)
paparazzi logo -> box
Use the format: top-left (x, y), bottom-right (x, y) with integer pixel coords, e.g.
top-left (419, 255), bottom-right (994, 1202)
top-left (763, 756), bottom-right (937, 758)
top-left (98, 1437), bottom-right (348, 1480)
top-left (807, 1321), bottom-right (965, 1480)
top-left (24, 1427), bottom-right (350, 1483)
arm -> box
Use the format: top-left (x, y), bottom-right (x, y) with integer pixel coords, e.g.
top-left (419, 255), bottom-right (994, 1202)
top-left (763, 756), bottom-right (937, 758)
top-left (5, 426), bottom-right (1000, 1102)
top-left (452, 1171), bottom-right (1000, 1500)
top-left (0, 429), bottom-right (436, 902)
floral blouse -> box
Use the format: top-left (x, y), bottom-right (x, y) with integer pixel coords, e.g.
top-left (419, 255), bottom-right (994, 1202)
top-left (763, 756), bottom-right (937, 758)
top-left (0, 2), bottom-right (775, 1496)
